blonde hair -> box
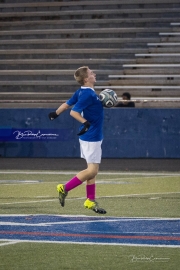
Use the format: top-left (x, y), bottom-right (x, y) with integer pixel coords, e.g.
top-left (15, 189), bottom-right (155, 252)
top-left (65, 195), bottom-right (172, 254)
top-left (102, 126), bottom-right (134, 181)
top-left (74, 66), bottom-right (89, 85)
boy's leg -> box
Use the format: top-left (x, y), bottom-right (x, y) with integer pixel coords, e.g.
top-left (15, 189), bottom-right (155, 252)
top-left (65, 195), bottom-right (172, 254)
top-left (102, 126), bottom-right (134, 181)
top-left (57, 140), bottom-right (106, 213)
top-left (83, 165), bottom-right (106, 214)
top-left (86, 179), bottom-right (96, 201)
top-left (84, 186), bottom-right (106, 214)
top-left (65, 176), bottom-right (82, 191)
top-left (57, 164), bottom-right (98, 207)
top-left (57, 164), bottom-right (106, 213)
top-left (57, 176), bottom-right (82, 207)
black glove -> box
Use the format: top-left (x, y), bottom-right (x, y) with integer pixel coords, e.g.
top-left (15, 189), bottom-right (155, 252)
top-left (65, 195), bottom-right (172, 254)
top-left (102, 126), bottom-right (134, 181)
top-left (77, 121), bottom-right (91, 136)
top-left (48, 112), bottom-right (59, 120)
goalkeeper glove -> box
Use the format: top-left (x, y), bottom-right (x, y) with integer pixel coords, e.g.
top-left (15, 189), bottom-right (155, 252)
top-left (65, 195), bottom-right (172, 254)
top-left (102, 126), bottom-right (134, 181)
top-left (77, 121), bottom-right (91, 136)
top-left (48, 112), bottom-right (59, 120)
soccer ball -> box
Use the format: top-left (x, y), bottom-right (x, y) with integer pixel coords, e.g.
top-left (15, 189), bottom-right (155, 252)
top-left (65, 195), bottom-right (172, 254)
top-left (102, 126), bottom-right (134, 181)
top-left (99, 89), bottom-right (118, 108)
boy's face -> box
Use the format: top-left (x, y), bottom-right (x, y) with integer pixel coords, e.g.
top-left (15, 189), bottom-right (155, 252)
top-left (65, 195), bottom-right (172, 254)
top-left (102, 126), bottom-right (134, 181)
top-left (84, 68), bottom-right (96, 84)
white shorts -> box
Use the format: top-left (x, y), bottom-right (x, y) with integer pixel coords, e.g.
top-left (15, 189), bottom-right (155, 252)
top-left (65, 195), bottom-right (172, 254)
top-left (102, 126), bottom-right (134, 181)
top-left (79, 139), bottom-right (102, 164)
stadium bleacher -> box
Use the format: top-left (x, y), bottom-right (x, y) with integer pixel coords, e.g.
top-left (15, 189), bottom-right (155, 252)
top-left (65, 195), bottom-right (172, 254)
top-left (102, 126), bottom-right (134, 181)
top-left (0, 0), bottom-right (180, 108)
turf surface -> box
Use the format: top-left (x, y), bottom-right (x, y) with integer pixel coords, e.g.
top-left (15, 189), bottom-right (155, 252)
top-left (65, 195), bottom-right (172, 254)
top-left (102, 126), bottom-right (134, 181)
top-left (0, 171), bottom-right (179, 270)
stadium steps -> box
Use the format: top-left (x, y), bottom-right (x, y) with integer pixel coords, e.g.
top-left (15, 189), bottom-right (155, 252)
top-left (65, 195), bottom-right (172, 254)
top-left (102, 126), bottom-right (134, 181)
top-left (136, 53), bottom-right (180, 56)
top-left (159, 32), bottom-right (180, 36)
top-left (135, 57), bottom-right (180, 64)
top-left (0, 92), bottom-right (179, 109)
top-left (0, 92), bottom-right (73, 101)
top-left (123, 68), bottom-right (180, 75)
top-left (0, 69), bottom-right (122, 76)
top-left (96, 85), bottom-right (180, 94)
top-left (0, 37), bottom-right (161, 50)
top-left (108, 78), bottom-right (180, 86)
top-left (0, 18), bottom-right (178, 32)
top-left (107, 21), bottom-right (180, 106)
top-left (148, 47), bottom-right (180, 53)
top-left (0, 48), bottom-right (147, 60)
top-left (0, 36), bottom-right (178, 50)
top-left (0, 69), bottom-right (127, 82)
top-left (109, 74), bottom-right (180, 79)
top-left (0, 0), bottom-right (179, 9)
top-left (171, 23), bottom-right (180, 26)
top-left (0, 59), bottom-right (136, 72)
top-left (0, 80), bottom-right (108, 93)
top-left (0, 0), bottom-right (180, 108)
top-left (0, 27), bottom-right (173, 40)
top-left (0, 8), bottom-right (180, 20)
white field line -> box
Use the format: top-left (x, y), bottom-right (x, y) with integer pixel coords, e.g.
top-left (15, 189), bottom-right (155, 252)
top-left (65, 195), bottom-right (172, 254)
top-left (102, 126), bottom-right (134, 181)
top-left (0, 219), bottom-right (131, 226)
top-left (96, 175), bottom-right (180, 181)
top-left (0, 180), bottom-right (41, 183)
top-left (0, 171), bottom-right (180, 176)
top-left (0, 240), bottom-right (20, 247)
top-left (1, 174), bottom-right (179, 186)
top-left (2, 218), bottom-right (180, 227)
top-left (0, 214), bottom-right (88, 217)
top-left (0, 182), bottom-right (43, 185)
top-left (0, 192), bottom-right (179, 205)
top-left (0, 214), bottom-right (179, 220)
top-left (0, 239), bottom-right (179, 248)
top-left (101, 192), bottom-right (180, 198)
top-left (0, 199), bottom-right (57, 205)
top-left (1, 174), bottom-right (180, 186)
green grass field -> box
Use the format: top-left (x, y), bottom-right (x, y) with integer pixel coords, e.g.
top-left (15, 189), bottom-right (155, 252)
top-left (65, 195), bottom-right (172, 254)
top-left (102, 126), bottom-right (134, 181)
top-left (0, 170), bottom-right (180, 270)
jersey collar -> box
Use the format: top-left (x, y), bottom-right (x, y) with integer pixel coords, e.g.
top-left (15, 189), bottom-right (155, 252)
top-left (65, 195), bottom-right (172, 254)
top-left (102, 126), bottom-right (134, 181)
top-left (81, 86), bottom-right (95, 92)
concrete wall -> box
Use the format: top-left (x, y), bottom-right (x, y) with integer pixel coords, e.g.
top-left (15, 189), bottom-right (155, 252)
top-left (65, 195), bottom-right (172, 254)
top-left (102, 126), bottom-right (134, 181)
top-left (0, 108), bottom-right (179, 158)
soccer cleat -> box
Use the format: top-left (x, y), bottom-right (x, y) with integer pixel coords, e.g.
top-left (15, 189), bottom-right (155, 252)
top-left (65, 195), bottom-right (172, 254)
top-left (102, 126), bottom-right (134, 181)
top-left (56, 184), bottom-right (68, 207)
top-left (84, 199), bottom-right (106, 214)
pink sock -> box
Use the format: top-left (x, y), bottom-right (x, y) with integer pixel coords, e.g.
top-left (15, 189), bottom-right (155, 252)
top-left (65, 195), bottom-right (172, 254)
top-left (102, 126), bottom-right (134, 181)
top-left (86, 184), bottom-right (95, 201)
top-left (65, 176), bottom-right (82, 192)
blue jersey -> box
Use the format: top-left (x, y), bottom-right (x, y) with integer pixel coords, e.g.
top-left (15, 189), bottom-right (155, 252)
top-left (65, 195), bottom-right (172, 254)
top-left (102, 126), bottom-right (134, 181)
top-left (66, 87), bottom-right (104, 142)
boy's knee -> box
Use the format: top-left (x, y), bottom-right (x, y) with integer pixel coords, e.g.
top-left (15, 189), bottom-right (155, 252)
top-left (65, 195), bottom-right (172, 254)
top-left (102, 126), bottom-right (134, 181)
top-left (87, 165), bottom-right (99, 179)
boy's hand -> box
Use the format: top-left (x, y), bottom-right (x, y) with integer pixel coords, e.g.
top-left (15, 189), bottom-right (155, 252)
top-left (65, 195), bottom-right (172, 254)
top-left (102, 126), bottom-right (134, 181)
top-left (48, 112), bottom-right (59, 120)
top-left (77, 121), bottom-right (91, 136)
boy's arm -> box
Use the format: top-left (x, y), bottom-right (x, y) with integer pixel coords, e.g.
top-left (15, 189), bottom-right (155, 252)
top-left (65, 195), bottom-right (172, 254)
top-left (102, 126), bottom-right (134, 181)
top-left (56, 102), bottom-right (70, 115)
top-left (48, 102), bottom-right (70, 120)
top-left (70, 110), bottom-right (86, 123)
top-left (70, 110), bottom-right (90, 136)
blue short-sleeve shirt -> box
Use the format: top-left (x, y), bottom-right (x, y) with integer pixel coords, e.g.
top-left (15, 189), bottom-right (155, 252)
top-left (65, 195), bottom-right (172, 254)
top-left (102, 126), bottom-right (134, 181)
top-left (66, 87), bottom-right (104, 142)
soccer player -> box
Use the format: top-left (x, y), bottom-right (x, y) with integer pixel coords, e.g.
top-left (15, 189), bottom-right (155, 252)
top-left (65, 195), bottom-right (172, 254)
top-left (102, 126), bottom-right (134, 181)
top-left (48, 66), bottom-right (106, 214)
